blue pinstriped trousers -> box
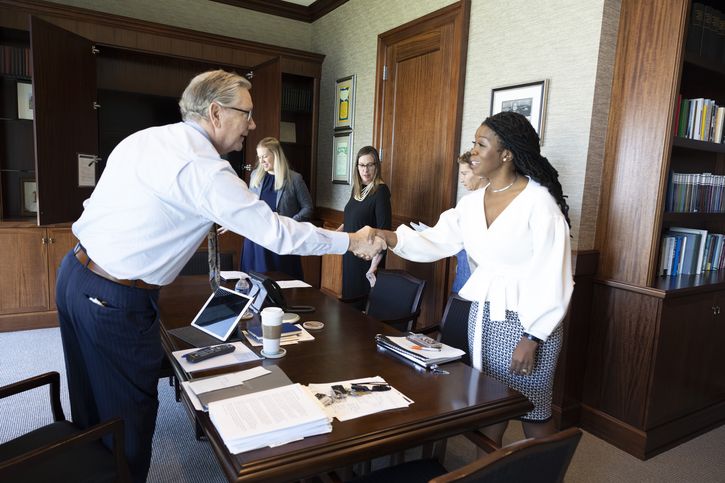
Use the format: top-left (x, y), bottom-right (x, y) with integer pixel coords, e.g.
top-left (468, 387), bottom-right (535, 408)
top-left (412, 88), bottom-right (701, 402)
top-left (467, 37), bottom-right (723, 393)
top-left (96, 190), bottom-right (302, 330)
top-left (55, 250), bottom-right (163, 483)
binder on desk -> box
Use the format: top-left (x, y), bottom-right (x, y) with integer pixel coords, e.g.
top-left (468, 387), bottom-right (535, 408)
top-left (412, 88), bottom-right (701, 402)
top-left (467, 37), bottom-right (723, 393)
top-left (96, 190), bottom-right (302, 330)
top-left (375, 334), bottom-right (465, 369)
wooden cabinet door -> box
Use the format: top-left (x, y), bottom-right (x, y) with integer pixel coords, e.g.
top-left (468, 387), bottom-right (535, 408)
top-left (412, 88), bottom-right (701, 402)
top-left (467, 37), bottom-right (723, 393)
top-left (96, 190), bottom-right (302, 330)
top-left (373, 3), bottom-right (469, 324)
top-left (47, 227), bottom-right (77, 310)
top-left (649, 292), bottom-right (722, 427)
top-left (0, 228), bottom-right (49, 314)
top-left (244, 58), bottom-right (281, 184)
top-left (31, 16), bottom-right (98, 225)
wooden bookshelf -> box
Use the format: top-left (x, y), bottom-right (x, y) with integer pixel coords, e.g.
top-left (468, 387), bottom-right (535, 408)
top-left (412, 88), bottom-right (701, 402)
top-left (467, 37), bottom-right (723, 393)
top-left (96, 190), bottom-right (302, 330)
top-left (584, 0), bottom-right (725, 460)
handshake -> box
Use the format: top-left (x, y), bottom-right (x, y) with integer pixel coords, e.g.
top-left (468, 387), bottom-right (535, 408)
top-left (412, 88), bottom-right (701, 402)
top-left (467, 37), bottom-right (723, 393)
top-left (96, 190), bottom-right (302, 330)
top-left (348, 226), bottom-right (388, 261)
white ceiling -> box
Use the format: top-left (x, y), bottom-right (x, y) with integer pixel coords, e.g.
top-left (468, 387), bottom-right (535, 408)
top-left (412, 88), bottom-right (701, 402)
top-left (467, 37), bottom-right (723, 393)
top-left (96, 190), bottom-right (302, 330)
top-left (283, 0), bottom-right (316, 6)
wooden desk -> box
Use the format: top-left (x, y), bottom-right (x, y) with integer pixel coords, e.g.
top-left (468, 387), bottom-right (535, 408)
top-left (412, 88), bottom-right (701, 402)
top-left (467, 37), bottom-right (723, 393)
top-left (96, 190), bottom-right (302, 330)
top-left (159, 275), bottom-right (532, 482)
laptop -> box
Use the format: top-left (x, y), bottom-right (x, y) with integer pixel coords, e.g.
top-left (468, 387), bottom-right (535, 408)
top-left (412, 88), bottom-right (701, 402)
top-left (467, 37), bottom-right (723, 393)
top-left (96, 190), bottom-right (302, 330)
top-left (190, 286), bottom-right (254, 341)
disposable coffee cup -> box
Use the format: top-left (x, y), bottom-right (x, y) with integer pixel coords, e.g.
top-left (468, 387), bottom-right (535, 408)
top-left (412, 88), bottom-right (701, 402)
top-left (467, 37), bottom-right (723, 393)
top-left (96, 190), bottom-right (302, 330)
top-left (261, 306), bottom-right (284, 355)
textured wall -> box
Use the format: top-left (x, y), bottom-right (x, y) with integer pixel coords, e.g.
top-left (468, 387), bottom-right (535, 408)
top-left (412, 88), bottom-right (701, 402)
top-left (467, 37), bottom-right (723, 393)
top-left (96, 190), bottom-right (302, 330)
top-left (43, 0), bottom-right (312, 51)
top-left (313, 0), bottom-right (619, 251)
top-left (43, 0), bottom-right (618, 250)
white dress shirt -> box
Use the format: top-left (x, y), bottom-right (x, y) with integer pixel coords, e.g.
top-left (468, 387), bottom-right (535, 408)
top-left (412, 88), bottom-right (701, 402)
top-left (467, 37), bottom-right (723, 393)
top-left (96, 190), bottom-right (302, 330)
top-left (392, 178), bottom-right (573, 346)
top-left (73, 122), bottom-right (348, 285)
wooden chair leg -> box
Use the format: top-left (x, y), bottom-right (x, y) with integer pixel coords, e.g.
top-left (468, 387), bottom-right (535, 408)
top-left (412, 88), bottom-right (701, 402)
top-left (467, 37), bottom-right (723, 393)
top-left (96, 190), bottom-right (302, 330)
top-left (173, 375), bottom-right (180, 402)
top-left (195, 417), bottom-right (206, 441)
top-left (464, 430), bottom-right (500, 453)
top-left (422, 438), bottom-right (448, 462)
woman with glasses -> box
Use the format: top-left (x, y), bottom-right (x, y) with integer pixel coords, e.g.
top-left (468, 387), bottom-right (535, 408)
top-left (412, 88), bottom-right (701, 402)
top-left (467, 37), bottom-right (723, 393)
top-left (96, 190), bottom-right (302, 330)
top-left (338, 146), bottom-right (392, 309)
top-left (241, 136), bottom-right (313, 279)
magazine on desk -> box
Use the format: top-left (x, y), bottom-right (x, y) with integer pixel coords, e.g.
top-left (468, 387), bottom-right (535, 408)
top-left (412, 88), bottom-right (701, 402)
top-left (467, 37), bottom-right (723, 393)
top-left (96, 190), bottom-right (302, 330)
top-left (375, 334), bottom-right (465, 368)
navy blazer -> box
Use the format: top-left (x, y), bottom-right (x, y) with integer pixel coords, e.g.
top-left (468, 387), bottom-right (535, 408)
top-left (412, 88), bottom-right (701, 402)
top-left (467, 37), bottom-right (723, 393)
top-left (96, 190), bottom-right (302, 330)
top-left (250, 170), bottom-right (314, 221)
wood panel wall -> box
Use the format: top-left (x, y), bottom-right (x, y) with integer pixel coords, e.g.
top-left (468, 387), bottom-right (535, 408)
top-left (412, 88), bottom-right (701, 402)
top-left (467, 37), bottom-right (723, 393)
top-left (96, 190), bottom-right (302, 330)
top-left (594, 0), bottom-right (689, 286)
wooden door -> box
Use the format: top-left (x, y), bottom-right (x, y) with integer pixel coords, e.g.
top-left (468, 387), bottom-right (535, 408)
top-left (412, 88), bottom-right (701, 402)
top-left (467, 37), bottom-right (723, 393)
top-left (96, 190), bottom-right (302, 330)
top-left (244, 58), bottom-right (281, 183)
top-left (0, 227), bottom-right (48, 315)
top-left (46, 227), bottom-right (77, 310)
top-left (373, 1), bottom-right (470, 324)
top-left (30, 16), bottom-right (98, 225)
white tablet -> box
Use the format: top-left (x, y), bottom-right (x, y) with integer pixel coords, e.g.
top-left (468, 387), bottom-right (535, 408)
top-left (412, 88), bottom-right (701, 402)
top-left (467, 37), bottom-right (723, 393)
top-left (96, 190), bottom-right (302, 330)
top-left (190, 286), bottom-right (254, 341)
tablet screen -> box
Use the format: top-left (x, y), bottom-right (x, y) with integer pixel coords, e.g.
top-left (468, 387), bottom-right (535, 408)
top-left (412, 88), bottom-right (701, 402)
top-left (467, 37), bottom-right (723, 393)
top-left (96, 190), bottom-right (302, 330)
top-left (190, 286), bottom-right (254, 341)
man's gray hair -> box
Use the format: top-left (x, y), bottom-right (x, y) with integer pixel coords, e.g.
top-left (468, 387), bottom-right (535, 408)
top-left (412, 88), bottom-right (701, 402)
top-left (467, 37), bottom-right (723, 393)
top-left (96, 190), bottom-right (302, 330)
top-left (179, 69), bottom-right (252, 122)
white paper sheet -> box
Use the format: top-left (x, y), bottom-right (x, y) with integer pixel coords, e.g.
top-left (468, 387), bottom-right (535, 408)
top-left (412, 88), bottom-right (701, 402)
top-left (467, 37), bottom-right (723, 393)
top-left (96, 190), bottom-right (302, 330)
top-left (172, 341), bottom-right (261, 373)
top-left (188, 366), bottom-right (271, 395)
top-left (220, 270), bottom-right (249, 281)
top-left (276, 280), bottom-right (312, 289)
top-left (308, 376), bottom-right (413, 422)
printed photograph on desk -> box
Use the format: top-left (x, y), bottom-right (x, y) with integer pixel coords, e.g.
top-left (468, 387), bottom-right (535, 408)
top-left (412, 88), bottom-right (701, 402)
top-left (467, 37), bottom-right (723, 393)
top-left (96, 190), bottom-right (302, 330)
top-left (490, 79), bottom-right (548, 143)
top-left (334, 74), bottom-right (355, 130)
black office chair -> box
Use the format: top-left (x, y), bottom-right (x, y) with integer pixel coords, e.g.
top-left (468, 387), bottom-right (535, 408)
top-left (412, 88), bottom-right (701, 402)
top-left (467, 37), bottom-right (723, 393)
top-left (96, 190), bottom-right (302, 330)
top-left (0, 372), bottom-right (131, 482)
top-left (420, 293), bottom-right (472, 365)
top-left (352, 427), bottom-right (582, 483)
top-left (347, 269), bottom-right (426, 332)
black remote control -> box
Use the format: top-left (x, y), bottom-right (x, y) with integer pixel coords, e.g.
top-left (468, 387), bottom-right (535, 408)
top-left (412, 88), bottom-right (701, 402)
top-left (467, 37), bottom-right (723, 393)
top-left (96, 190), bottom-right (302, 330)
top-left (183, 344), bottom-right (235, 363)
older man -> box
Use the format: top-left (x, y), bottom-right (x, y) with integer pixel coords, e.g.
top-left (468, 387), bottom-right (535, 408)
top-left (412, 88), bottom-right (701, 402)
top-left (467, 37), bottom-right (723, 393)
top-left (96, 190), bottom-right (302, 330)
top-left (55, 69), bottom-right (382, 482)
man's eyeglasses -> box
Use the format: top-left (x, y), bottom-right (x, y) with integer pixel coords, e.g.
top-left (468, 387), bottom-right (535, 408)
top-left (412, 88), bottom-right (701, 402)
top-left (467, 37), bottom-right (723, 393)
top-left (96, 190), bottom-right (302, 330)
top-left (220, 104), bottom-right (253, 121)
top-left (358, 163), bottom-right (375, 170)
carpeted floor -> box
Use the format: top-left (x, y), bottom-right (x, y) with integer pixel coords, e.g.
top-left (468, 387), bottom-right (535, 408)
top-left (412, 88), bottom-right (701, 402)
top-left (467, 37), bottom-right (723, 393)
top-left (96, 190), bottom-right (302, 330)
top-left (1, 328), bottom-right (723, 482)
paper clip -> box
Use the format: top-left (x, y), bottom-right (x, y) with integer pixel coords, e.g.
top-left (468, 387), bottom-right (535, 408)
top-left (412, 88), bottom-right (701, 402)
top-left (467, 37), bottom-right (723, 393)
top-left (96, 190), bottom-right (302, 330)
top-left (430, 365), bottom-right (449, 375)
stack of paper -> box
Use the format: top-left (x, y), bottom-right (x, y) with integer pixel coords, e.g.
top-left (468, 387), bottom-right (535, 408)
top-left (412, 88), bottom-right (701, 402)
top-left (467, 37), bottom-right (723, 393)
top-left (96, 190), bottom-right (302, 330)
top-left (208, 383), bottom-right (332, 454)
top-left (242, 323), bottom-right (315, 346)
top-left (375, 334), bottom-right (465, 369)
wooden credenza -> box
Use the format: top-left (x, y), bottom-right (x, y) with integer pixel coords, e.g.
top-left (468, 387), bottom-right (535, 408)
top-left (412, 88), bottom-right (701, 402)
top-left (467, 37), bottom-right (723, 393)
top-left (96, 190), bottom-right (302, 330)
top-left (0, 223), bottom-right (76, 331)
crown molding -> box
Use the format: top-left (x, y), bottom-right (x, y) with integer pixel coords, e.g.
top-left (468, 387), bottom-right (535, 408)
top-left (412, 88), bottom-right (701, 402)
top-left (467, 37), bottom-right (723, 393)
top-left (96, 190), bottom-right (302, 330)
top-left (210, 0), bottom-right (348, 23)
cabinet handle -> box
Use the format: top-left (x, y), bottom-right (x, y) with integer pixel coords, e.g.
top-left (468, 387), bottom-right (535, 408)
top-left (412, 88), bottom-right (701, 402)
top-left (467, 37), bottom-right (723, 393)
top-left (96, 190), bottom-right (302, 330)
top-left (48, 238), bottom-right (55, 244)
top-left (713, 305), bottom-right (721, 316)
top-left (242, 164), bottom-right (253, 172)
top-left (41, 237), bottom-right (48, 244)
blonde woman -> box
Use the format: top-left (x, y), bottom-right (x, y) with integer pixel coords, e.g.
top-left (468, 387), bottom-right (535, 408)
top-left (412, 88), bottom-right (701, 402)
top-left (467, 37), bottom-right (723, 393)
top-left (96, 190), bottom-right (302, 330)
top-left (241, 137), bottom-right (313, 278)
top-left (338, 146), bottom-right (392, 308)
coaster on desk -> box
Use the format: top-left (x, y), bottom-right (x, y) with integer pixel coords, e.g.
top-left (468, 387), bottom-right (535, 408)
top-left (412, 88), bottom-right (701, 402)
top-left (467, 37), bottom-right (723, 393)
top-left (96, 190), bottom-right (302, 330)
top-left (283, 313), bottom-right (300, 323)
top-left (261, 347), bottom-right (287, 359)
top-left (302, 321), bottom-right (324, 331)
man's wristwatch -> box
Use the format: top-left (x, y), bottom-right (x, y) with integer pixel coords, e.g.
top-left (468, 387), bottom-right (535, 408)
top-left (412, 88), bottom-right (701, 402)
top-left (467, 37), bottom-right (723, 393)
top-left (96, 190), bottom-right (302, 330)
top-left (522, 332), bottom-right (543, 344)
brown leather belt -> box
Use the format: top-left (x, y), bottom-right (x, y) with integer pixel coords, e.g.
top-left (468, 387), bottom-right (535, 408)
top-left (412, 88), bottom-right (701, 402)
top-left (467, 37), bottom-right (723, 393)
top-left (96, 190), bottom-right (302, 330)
top-left (74, 246), bottom-right (160, 291)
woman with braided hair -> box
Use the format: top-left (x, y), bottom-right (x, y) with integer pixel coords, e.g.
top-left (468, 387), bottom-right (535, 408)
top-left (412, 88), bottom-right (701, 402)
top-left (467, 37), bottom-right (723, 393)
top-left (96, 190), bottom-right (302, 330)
top-left (371, 111), bottom-right (573, 443)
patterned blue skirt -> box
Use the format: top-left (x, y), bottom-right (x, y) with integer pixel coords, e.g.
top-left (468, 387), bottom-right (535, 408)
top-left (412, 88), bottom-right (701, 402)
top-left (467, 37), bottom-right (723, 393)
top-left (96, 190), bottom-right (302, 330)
top-left (467, 301), bottom-right (563, 421)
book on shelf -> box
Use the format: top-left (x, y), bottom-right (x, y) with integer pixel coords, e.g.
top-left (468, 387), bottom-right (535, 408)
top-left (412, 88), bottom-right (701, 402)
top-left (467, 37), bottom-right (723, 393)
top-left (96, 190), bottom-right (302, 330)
top-left (686, 3), bottom-right (705, 55)
top-left (667, 172), bottom-right (725, 213)
top-left (700, 5), bottom-right (721, 61)
top-left (714, 107), bottom-right (725, 144)
top-left (676, 97), bottom-right (723, 143)
top-left (669, 227), bottom-right (708, 274)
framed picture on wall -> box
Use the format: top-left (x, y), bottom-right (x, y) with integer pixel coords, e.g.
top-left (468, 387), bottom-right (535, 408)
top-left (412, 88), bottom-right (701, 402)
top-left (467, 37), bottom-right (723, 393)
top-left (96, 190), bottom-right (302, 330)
top-left (334, 75), bottom-right (355, 130)
top-left (16, 81), bottom-right (33, 120)
top-left (332, 130), bottom-right (353, 184)
top-left (490, 80), bottom-right (549, 143)
top-left (20, 177), bottom-right (38, 216)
